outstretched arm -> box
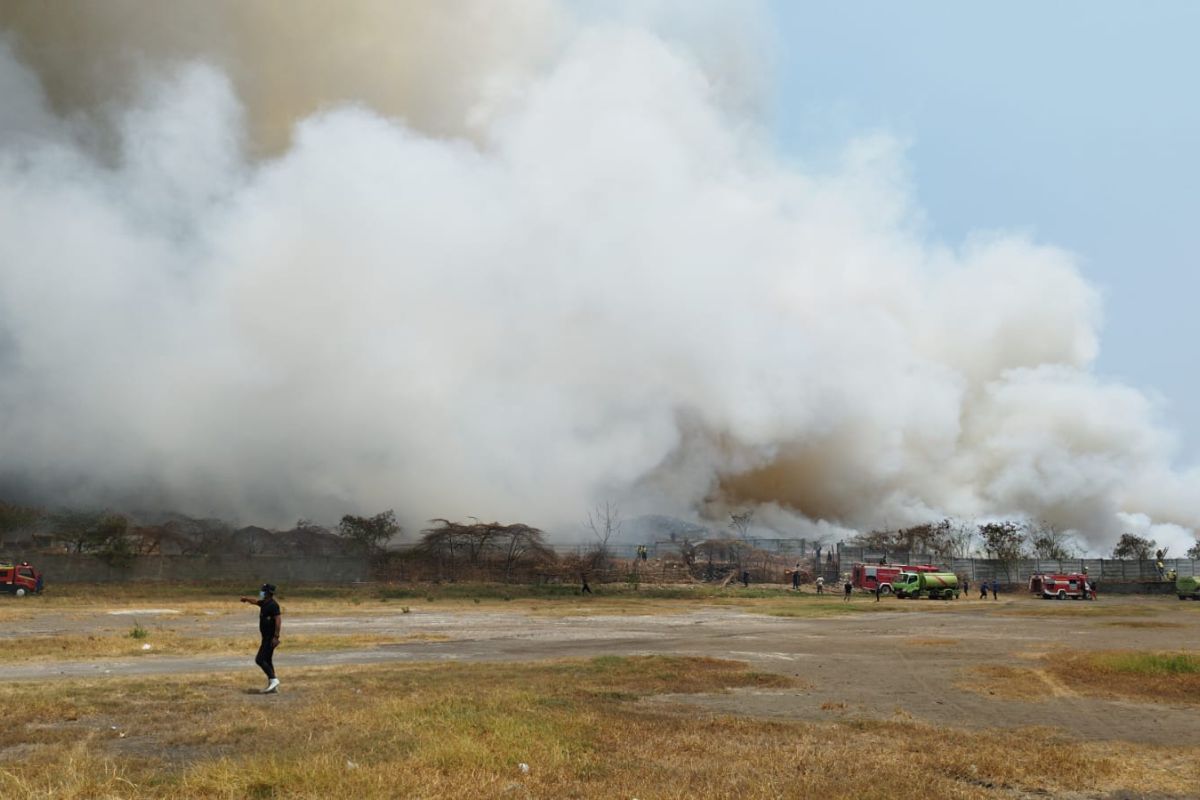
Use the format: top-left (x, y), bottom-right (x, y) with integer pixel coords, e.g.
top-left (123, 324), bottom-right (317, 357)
top-left (239, 597), bottom-right (261, 605)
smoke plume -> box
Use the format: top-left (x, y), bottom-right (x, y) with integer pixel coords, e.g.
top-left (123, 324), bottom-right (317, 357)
top-left (1, 2), bottom-right (1196, 552)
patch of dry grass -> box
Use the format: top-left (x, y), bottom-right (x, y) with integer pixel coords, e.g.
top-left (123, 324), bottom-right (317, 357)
top-left (0, 631), bottom-right (446, 662)
top-left (1047, 651), bottom-right (1200, 705)
top-left (2, 656), bottom-right (1198, 799)
top-left (904, 637), bottom-right (961, 647)
top-left (957, 665), bottom-right (1058, 700)
top-left (962, 651), bottom-right (1200, 707)
top-left (991, 599), bottom-right (1163, 618)
top-left (0, 604), bottom-right (37, 624)
top-left (1100, 620), bottom-right (1183, 629)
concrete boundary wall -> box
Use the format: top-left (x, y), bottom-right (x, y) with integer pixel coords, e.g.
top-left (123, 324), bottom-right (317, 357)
top-left (6, 554), bottom-right (372, 584)
top-left (6, 551), bottom-right (1197, 588)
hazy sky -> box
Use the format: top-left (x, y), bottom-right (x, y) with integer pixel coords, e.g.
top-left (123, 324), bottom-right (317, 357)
top-left (768, 0), bottom-right (1200, 463)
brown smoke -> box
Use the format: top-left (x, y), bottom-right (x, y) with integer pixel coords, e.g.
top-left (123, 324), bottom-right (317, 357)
top-left (0, 0), bottom-right (561, 153)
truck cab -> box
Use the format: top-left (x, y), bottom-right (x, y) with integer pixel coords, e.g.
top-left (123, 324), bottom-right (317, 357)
top-left (1, 561), bottom-right (42, 597)
top-left (892, 572), bottom-right (921, 598)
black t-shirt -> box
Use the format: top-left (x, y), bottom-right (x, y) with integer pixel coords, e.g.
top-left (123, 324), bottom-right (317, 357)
top-left (259, 598), bottom-right (281, 637)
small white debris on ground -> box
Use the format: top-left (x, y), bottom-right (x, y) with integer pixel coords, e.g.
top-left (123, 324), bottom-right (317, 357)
top-left (107, 609), bottom-right (181, 615)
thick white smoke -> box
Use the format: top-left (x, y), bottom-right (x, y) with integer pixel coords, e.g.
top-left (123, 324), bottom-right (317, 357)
top-left (1, 4), bottom-right (1197, 553)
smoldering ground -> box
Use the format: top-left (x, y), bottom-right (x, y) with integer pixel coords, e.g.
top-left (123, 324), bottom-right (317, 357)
top-left (0, 1), bottom-right (1196, 551)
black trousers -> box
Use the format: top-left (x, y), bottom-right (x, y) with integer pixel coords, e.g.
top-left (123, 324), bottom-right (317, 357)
top-left (255, 635), bottom-right (277, 680)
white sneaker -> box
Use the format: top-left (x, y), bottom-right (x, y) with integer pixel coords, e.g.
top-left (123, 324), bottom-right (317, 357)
top-left (262, 678), bottom-right (280, 694)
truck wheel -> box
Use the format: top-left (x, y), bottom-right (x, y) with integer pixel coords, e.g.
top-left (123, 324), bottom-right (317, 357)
top-left (1180, 595), bottom-right (1187, 601)
top-left (1057, 590), bottom-right (1066, 600)
top-left (15, 588), bottom-right (25, 598)
top-left (880, 585), bottom-right (892, 595)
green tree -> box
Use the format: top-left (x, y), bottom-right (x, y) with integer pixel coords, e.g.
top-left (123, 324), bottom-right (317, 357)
top-left (338, 510), bottom-right (400, 553)
top-left (51, 510), bottom-right (133, 565)
top-left (51, 510), bottom-right (104, 554)
top-left (0, 501), bottom-right (42, 539)
top-left (978, 521), bottom-right (1025, 582)
top-left (1111, 533), bottom-right (1155, 560)
top-left (978, 521), bottom-right (1025, 560)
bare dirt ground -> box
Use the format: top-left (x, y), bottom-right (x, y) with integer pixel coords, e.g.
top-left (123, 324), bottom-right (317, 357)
top-left (4, 592), bottom-right (1198, 748)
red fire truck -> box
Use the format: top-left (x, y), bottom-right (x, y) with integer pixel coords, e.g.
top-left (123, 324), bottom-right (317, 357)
top-left (1029, 572), bottom-right (1095, 600)
top-left (1, 561), bottom-right (43, 597)
top-left (851, 562), bottom-right (940, 595)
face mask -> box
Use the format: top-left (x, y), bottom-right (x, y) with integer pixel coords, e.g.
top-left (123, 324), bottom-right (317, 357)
top-left (258, 591), bottom-right (266, 600)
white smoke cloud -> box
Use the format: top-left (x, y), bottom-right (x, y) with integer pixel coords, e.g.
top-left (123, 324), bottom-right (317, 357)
top-left (0, 6), bottom-right (1196, 553)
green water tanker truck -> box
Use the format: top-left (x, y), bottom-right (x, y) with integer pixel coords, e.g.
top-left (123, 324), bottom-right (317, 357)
top-left (893, 571), bottom-right (960, 600)
top-left (1176, 575), bottom-right (1200, 600)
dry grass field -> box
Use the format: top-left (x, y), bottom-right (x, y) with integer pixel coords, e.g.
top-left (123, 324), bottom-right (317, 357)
top-left (3, 656), bottom-right (1198, 800)
top-left (3, 585), bottom-right (1200, 798)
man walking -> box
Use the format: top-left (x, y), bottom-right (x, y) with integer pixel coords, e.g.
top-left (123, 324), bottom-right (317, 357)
top-left (240, 583), bottom-right (282, 694)
top-left (979, 581), bottom-right (989, 600)
top-left (990, 579), bottom-right (999, 600)
top-left (843, 578), bottom-right (853, 602)
top-left (791, 563), bottom-right (801, 591)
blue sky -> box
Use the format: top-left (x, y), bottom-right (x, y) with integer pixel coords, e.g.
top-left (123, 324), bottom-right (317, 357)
top-left (767, 1), bottom-right (1200, 462)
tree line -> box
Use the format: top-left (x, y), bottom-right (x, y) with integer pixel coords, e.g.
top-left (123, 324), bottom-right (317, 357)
top-left (848, 518), bottom-right (1200, 561)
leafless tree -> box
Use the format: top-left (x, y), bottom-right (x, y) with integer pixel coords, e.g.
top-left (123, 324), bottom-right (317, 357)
top-left (1026, 521), bottom-right (1077, 560)
top-left (942, 520), bottom-right (977, 559)
top-left (729, 510), bottom-right (754, 541)
top-left (496, 523), bottom-right (553, 582)
top-left (586, 501), bottom-right (622, 571)
top-left (420, 519), bottom-right (555, 582)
